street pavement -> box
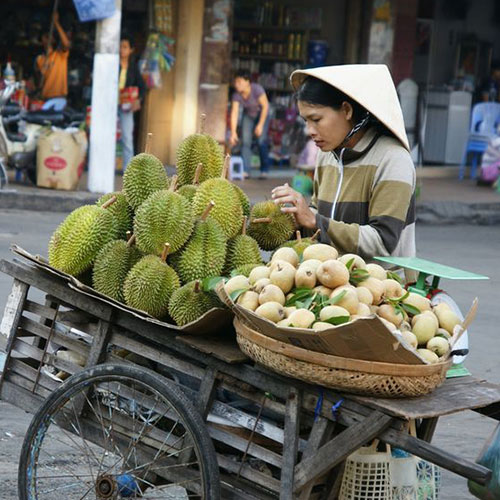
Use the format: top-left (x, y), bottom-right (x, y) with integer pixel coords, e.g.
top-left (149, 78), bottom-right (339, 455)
top-left (0, 209), bottom-right (499, 498)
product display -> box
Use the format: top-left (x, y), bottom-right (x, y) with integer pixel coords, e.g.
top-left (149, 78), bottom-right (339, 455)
top-left (96, 192), bottom-right (133, 240)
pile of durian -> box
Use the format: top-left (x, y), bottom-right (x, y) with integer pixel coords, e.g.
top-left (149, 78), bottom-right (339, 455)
top-left (224, 243), bottom-right (462, 364)
top-left (47, 131), bottom-right (295, 326)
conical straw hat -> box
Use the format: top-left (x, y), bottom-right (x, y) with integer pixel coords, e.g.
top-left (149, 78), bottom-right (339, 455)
top-left (290, 65), bottom-right (410, 151)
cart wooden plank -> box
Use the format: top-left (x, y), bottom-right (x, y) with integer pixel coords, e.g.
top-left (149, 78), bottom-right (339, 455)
top-left (349, 376), bottom-right (500, 419)
top-left (176, 334), bottom-right (249, 364)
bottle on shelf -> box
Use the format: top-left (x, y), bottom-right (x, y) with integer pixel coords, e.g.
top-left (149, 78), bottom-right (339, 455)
top-left (4, 58), bottom-right (15, 83)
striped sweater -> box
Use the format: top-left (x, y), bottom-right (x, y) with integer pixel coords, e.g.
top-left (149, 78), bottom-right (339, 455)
top-left (308, 127), bottom-right (416, 259)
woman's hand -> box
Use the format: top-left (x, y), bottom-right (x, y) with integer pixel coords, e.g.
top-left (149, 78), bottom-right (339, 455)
top-left (229, 131), bottom-right (239, 147)
top-left (271, 183), bottom-right (316, 229)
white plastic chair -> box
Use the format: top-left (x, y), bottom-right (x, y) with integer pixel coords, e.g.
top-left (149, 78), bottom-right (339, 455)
top-left (229, 155), bottom-right (244, 181)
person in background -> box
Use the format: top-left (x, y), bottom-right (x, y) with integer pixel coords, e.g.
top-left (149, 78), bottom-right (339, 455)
top-left (119, 35), bottom-right (146, 170)
top-left (478, 62), bottom-right (500, 102)
top-left (36, 11), bottom-right (70, 101)
top-left (229, 70), bottom-right (270, 179)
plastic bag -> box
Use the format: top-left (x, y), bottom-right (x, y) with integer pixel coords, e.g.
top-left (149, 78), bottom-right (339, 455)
top-left (138, 33), bottom-right (175, 89)
top-left (469, 423), bottom-right (500, 499)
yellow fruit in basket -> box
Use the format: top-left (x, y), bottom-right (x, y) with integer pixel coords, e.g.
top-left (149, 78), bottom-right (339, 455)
top-left (435, 309), bottom-right (461, 335)
top-left (403, 292), bottom-right (431, 313)
top-left (436, 327), bottom-right (451, 340)
top-left (255, 302), bottom-right (285, 323)
top-left (401, 330), bottom-right (418, 349)
top-left (277, 318), bottom-right (292, 327)
top-left (338, 253), bottom-right (366, 270)
top-left (284, 306), bottom-right (297, 318)
top-left (312, 321), bottom-right (334, 331)
top-left (259, 284), bottom-right (286, 306)
top-left (411, 311), bottom-right (439, 329)
top-left (313, 285), bottom-right (334, 297)
top-left (400, 320), bottom-right (411, 332)
top-left (225, 275), bottom-right (250, 296)
top-left (433, 302), bottom-right (451, 314)
top-left (249, 265), bottom-right (271, 284)
top-left (317, 260), bottom-right (349, 289)
top-left (377, 304), bottom-right (404, 327)
top-left (300, 258), bottom-right (322, 272)
top-left (382, 279), bottom-right (404, 299)
top-left (295, 267), bottom-right (317, 289)
top-left (252, 278), bottom-right (271, 294)
top-left (237, 291), bottom-right (260, 311)
top-left (365, 263), bottom-right (387, 280)
top-left (303, 243), bottom-right (338, 262)
top-left (417, 348), bottom-right (440, 364)
top-left (269, 258), bottom-right (291, 272)
top-left (356, 303), bottom-right (372, 317)
top-left (319, 305), bottom-right (350, 322)
top-left (378, 316), bottom-right (397, 332)
top-left (355, 286), bottom-right (373, 305)
top-left (330, 286), bottom-right (359, 315)
top-left (412, 315), bottom-right (438, 345)
top-left (272, 247), bottom-right (299, 268)
top-left (427, 336), bottom-right (450, 356)
top-left (357, 277), bottom-right (384, 305)
top-left (287, 309), bottom-right (316, 328)
top-left (270, 261), bottom-right (296, 293)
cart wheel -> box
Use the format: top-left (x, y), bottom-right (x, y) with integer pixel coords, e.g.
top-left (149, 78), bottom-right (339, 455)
top-left (18, 364), bottom-right (220, 499)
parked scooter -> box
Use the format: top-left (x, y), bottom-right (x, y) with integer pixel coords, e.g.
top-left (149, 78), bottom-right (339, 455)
top-left (0, 80), bottom-right (84, 188)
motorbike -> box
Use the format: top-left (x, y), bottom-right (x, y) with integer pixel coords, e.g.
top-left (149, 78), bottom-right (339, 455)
top-left (0, 80), bottom-right (85, 189)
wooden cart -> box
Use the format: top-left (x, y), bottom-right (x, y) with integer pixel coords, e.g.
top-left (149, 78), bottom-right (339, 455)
top-left (1, 256), bottom-right (500, 499)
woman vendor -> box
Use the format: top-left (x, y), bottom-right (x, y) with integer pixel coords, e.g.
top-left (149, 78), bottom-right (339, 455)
top-left (272, 65), bottom-right (416, 259)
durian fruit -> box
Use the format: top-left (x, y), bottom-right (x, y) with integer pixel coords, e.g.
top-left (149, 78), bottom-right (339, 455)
top-left (175, 201), bottom-right (227, 283)
top-left (168, 280), bottom-right (220, 326)
top-left (232, 262), bottom-right (261, 277)
top-left (96, 192), bottom-right (133, 240)
top-left (225, 216), bottom-right (262, 274)
top-left (232, 184), bottom-right (250, 217)
top-left (48, 197), bottom-right (116, 276)
top-left (134, 176), bottom-right (194, 256)
top-left (123, 134), bottom-right (169, 210)
top-left (176, 117), bottom-right (224, 186)
top-left (192, 155), bottom-right (243, 238)
top-left (247, 201), bottom-right (295, 251)
top-left (92, 233), bottom-right (142, 302)
top-left (281, 229), bottom-right (321, 258)
top-left (124, 243), bottom-right (180, 319)
top-left (178, 162), bottom-right (203, 203)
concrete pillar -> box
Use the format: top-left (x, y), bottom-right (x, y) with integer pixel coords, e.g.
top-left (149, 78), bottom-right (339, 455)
top-left (88, 0), bottom-right (122, 193)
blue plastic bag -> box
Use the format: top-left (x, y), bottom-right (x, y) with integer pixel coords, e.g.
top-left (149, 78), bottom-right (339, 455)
top-left (469, 423), bottom-right (499, 499)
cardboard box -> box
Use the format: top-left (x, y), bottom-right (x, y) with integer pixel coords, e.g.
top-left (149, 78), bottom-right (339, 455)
top-left (36, 128), bottom-right (88, 190)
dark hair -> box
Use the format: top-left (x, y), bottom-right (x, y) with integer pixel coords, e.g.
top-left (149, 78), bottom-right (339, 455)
top-left (234, 69), bottom-right (251, 81)
top-left (295, 76), bottom-right (367, 124)
top-left (120, 35), bottom-right (135, 48)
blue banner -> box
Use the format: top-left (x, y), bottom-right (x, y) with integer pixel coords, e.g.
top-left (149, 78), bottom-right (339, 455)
top-left (73, 0), bottom-right (116, 22)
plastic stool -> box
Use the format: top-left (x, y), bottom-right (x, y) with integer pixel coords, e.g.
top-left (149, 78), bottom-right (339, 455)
top-left (229, 155), bottom-right (245, 181)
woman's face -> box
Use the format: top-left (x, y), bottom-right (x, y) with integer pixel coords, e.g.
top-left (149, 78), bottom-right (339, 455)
top-left (297, 101), bottom-right (353, 151)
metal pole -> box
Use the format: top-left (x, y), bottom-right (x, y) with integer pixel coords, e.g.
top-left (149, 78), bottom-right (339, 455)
top-left (88, 0), bottom-right (122, 193)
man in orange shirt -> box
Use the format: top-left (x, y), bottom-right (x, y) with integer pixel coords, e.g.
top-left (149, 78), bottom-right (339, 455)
top-left (36, 11), bottom-right (70, 100)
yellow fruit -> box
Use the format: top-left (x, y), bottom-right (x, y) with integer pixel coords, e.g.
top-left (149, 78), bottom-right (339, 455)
top-left (411, 311), bottom-right (439, 329)
top-left (330, 286), bottom-right (359, 315)
top-left (299, 259), bottom-right (322, 272)
top-left (403, 292), bottom-right (431, 313)
top-left (237, 291), bottom-right (259, 311)
top-left (249, 266), bottom-right (271, 284)
top-left (417, 348), bottom-right (439, 364)
top-left (295, 267), bottom-right (317, 289)
top-left (312, 321), bottom-right (334, 331)
top-left (287, 309), bottom-right (316, 328)
top-left (284, 306), bottom-right (297, 318)
top-left (277, 318), bottom-right (292, 327)
top-left (224, 275), bottom-right (250, 296)
top-left (252, 278), bottom-right (271, 294)
top-left (356, 303), bottom-right (372, 317)
top-left (435, 309), bottom-right (461, 335)
top-left (377, 304), bottom-right (404, 327)
top-left (303, 243), bottom-right (338, 262)
top-left (254, 302), bottom-right (285, 323)
top-left (338, 253), bottom-right (366, 269)
top-left (319, 305), bottom-right (350, 322)
top-left (436, 328), bottom-right (451, 340)
top-left (365, 263), bottom-right (387, 280)
top-left (357, 277), bottom-right (384, 305)
top-left (313, 285), bottom-right (333, 297)
top-left (272, 247), bottom-right (299, 268)
top-left (382, 279), bottom-right (404, 299)
top-left (401, 330), bottom-right (418, 349)
top-left (269, 261), bottom-right (296, 293)
top-left (412, 315), bottom-right (438, 345)
top-left (316, 260), bottom-right (350, 289)
top-left (259, 284), bottom-right (286, 306)
top-left (378, 316), bottom-right (397, 332)
top-left (427, 336), bottom-right (450, 356)
top-left (355, 286), bottom-right (373, 305)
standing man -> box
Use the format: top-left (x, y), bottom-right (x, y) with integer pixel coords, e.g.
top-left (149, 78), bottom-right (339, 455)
top-left (118, 35), bottom-right (146, 170)
top-left (36, 11), bottom-right (70, 102)
top-left (229, 70), bottom-right (270, 179)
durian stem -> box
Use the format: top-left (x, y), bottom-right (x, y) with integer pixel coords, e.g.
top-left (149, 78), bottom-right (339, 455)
top-left (145, 132), bottom-right (153, 153)
top-left (252, 217), bottom-right (272, 224)
top-left (201, 200), bottom-right (215, 221)
top-left (199, 113), bottom-right (206, 134)
top-left (126, 234), bottom-right (136, 247)
top-left (194, 163), bottom-right (203, 185)
top-left (169, 175), bottom-right (178, 192)
top-left (126, 230), bottom-right (132, 240)
top-left (296, 230), bottom-right (302, 242)
top-left (242, 216), bottom-right (248, 235)
top-left (102, 195), bottom-right (117, 209)
top-left (311, 229), bottom-right (321, 241)
top-left (222, 154), bottom-right (230, 179)
top-left (194, 280), bottom-right (201, 293)
top-left (161, 243), bottom-right (171, 262)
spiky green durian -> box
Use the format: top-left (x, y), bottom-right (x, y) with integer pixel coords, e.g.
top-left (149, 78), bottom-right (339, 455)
top-left (231, 263), bottom-right (261, 277)
top-left (177, 162), bottom-right (203, 204)
top-left (123, 153), bottom-right (169, 210)
top-left (134, 181), bottom-right (194, 256)
top-left (278, 229), bottom-right (321, 258)
top-left (232, 184), bottom-right (250, 217)
top-left (124, 246), bottom-right (180, 319)
top-left (96, 192), bottom-right (133, 240)
top-left (175, 202), bottom-right (227, 283)
top-left (48, 202), bottom-right (115, 276)
top-left (224, 217), bottom-right (262, 274)
top-left (168, 280), bottom-right (220, 326)
top-left (247, 201), bottom-right (295, 251)
top-left (92, 237), bottom-right (143, 302)
top-left (176, 134), bottom-right (223, 186)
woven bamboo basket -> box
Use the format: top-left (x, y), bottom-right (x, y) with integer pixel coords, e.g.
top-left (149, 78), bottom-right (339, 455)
top-left (235, 319), bottom-right (452, 398)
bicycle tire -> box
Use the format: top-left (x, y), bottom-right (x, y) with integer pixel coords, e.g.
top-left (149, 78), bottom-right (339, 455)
top-left (18, 363), bottom-right (220, 499)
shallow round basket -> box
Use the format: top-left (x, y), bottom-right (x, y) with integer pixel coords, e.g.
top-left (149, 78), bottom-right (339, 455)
top-left (235, 319), bottom-right (452, 398)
